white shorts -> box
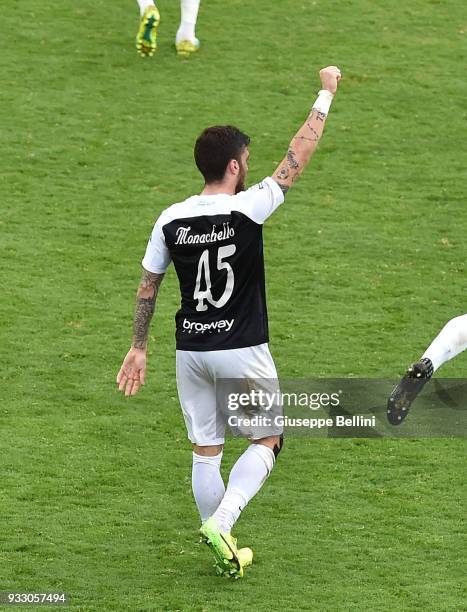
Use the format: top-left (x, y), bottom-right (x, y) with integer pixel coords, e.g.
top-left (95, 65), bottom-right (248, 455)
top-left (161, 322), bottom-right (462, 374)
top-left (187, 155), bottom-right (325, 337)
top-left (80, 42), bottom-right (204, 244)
top-left (176, 343), bottom-right (282, 445)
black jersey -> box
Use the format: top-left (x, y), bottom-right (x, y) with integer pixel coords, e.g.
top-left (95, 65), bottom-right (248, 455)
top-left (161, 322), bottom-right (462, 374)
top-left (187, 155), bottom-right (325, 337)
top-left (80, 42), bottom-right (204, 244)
top-left (142, 177), bottom-right (284, 351)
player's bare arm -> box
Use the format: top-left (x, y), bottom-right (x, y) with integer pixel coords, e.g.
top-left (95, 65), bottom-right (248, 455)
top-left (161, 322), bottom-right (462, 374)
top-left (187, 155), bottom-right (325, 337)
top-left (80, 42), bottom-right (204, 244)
top-left (133, 269), bottom-right (164, 349)
top-left (116, 269), bottom-right (165, 397)
top-left (272, 66), bottom-right (341, 194)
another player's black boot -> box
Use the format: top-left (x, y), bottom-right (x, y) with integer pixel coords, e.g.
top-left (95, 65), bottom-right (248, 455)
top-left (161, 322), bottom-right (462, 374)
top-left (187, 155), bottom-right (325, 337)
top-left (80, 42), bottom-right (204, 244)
top-left (387, 358), bottom-right (434, 425)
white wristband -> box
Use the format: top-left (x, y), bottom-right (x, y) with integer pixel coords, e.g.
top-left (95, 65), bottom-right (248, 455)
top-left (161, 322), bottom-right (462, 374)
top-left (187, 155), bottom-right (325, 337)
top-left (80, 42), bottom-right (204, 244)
top-left (312, 89), bottom-right (334, 116)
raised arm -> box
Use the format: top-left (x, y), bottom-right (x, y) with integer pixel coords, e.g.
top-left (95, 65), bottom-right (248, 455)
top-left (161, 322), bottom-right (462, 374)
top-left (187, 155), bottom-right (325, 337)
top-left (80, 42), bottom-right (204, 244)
top-left (272, 66), bottom-right (341, 194)
top-left (116, 269), bottom-right (165, 396)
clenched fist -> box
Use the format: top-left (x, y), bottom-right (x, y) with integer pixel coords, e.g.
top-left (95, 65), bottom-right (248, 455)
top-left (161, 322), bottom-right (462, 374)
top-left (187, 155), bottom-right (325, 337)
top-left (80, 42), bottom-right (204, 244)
top-left (319, 66), bottom-right (342, 95)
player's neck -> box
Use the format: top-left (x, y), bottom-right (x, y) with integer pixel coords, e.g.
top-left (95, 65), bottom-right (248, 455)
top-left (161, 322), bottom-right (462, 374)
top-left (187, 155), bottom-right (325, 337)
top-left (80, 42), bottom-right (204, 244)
top-left (201, 181), bottom-right (236, 196)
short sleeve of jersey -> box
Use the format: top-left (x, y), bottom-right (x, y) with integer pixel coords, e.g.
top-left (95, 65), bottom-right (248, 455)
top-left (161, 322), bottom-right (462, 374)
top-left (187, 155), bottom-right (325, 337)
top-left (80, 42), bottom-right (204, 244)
top-left (233, 176), bottom-right (285, 224)
top-left (141, 214), bottom-right (172, 274)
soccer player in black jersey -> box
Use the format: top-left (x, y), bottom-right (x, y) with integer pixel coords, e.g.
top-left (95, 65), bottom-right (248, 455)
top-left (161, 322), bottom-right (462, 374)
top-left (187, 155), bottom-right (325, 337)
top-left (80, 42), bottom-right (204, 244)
top-left (117, 66), bottom-right (342, 577)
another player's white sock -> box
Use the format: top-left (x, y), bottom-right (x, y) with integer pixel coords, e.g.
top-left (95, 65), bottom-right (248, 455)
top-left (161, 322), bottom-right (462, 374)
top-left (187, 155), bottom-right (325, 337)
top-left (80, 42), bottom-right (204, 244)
top-left (422, 314), bottom-right (467, 372)
top-left (212, 444), bottom-right (275, 533)
top-left (137, 0), bottom-right (155, 16)
top-left (192, 452), bottom-right (225, 524)
top-left (176, 0), bottom-right (200, 43)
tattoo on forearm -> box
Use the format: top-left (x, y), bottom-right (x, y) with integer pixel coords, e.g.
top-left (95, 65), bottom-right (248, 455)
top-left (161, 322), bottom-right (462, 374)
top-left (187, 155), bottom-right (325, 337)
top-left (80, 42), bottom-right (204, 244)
top-left (132, 270), bottom-right (164, 349)
top-left (294, 134), bottom-right (318, 143)
top-left (302, 110), bottom-right (325, 141)
top-left (305, 120), bottom-right (322, 138)
top-left (286, 149), bottom-right (300, 169)
top-left (274, 109), bottom-right (327, 190)
top-left (314, 110), bottom-right (327, 122)
top-left (276, 148), bottom-right (300, 185)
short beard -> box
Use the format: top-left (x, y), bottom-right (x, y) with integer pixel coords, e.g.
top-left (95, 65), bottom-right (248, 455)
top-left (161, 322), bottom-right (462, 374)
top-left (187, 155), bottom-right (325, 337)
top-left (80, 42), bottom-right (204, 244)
top-left (235, 180), bottom-right (245, 194)
top-left (235, 167), bottom-right (247, 194)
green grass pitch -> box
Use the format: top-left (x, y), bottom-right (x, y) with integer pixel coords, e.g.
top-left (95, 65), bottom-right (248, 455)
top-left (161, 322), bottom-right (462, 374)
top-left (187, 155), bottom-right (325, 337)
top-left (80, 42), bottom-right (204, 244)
top-left (1, 0), bottom-right (466, 610)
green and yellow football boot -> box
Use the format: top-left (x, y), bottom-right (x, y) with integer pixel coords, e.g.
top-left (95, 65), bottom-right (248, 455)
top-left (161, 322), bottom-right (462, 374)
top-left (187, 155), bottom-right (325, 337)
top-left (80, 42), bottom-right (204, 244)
top-left (200, 517), bottom-right (244, 578)
top-left (136, 6), bottom-right (160, 57)
top-left (175, 37), bottom-right (200, 57)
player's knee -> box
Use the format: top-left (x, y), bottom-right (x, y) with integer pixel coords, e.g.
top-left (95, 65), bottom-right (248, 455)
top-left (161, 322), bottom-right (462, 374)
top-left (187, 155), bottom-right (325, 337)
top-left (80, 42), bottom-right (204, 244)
top-left (272, 434), bottom-right (284, 459)
top-left (254, 434), bottom-right (284, 459)
top-left (193, 443), bottom-right (224, 456)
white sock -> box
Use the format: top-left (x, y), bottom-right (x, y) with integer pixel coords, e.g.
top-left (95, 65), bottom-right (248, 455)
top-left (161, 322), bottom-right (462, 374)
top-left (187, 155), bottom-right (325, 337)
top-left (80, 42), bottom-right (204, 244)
top-left (192, 452), bottom-right (225, 524)
top-left (422, 314), bottom-right (467, 372)
top-left (212, 444), bottom-right (275, 533)
top-left (137, 0), bottom-right (155, 16)
top-left (176, 0), bottom-right (200, 43)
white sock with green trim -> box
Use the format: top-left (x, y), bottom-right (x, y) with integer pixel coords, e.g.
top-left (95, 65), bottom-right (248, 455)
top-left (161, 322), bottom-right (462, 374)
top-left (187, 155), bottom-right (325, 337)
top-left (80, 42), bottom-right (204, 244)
top-left (212, 444), bottom-right (275, 533)
top-left (176, 0), bottom-right (200, 43)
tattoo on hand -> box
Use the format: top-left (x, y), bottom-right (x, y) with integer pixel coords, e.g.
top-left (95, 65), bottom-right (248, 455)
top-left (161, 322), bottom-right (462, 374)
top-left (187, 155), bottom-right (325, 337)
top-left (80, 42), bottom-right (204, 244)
top-left (133, 270), bottom-right (164, 349)
top-left (277, 165), bottom-right (290, 180)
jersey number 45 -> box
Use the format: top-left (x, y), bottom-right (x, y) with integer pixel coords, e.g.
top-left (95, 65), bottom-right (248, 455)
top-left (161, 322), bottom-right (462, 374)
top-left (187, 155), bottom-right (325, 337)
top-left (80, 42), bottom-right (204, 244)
top-left (194, 245), bottom-right (236, 312)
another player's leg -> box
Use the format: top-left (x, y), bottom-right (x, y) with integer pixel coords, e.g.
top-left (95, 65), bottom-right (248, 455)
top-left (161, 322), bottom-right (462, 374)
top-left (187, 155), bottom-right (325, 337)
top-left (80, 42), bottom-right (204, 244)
top-left (422, 314), bottom-right (467, 371)
top-left (387, 358), bottom-right (434, 425)
top-left (175, 0), bottom-right (201, 57)
top-left (387, 314), bottom-right (467, 424)
top-left (136, 0), bottom-right (160, 57)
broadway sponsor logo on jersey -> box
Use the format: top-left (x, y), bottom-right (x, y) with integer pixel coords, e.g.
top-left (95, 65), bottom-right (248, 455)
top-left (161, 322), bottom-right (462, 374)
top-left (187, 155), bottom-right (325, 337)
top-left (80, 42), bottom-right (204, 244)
top-left (182, 317), bottom-right (234, 334)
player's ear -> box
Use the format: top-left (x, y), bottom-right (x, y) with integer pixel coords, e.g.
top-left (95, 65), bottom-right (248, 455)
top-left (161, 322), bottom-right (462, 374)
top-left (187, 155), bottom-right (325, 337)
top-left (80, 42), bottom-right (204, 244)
top-left (228, 158), bottom-right (240, 176)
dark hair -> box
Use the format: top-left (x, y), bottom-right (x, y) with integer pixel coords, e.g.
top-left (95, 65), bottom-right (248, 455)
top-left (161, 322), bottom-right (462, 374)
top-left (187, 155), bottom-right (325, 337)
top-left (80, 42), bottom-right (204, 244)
top-left (194, 125), bottom-right (250, 184)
